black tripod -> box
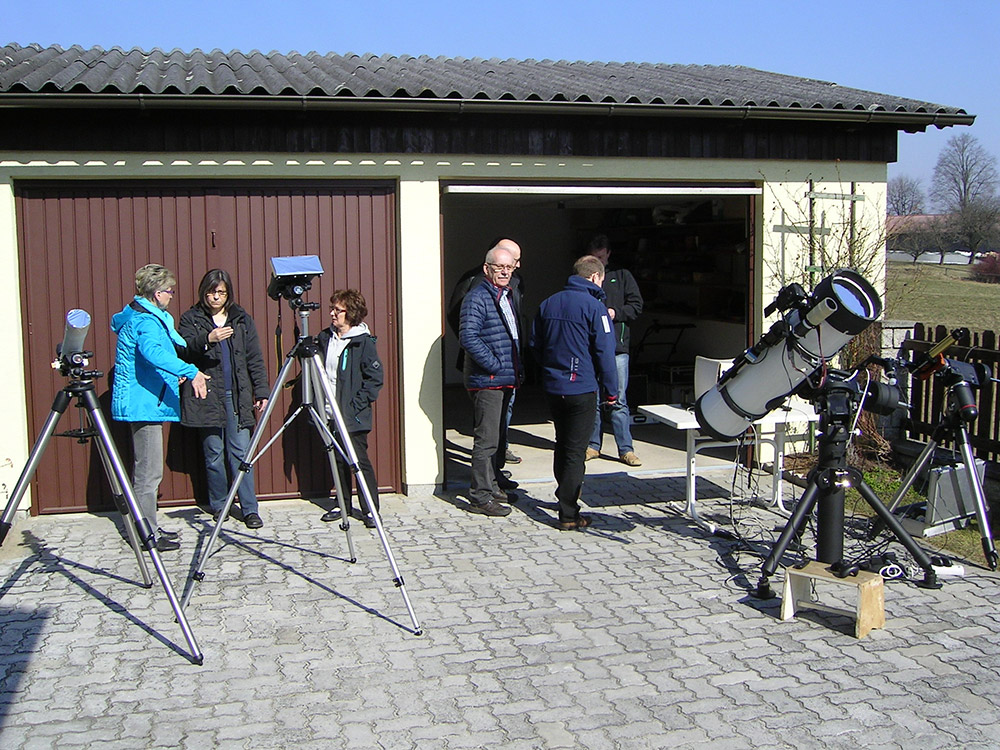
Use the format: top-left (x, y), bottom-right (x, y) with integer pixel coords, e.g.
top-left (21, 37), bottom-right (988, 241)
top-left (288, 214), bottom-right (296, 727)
top-left (0, 364), bottom-right (203, 664)
top-left (180, 301), bottom-right (422, 635)
top-left (755, 380), bottom-right (941, 599)
top-left (882, 367), bottom-right (998, 570)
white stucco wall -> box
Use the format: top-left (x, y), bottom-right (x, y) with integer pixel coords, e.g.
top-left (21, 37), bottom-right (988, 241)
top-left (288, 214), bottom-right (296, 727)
top-left (0, 152), bottom-right (889, 510)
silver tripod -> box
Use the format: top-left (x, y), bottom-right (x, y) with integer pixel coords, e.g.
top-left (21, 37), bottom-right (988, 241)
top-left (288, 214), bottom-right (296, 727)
top-left (0, 366), bottom-right (203, 664)
top-left (181, 301), bottom-right (422, 635)
top-left (884, 372), bottom-right (998, 570)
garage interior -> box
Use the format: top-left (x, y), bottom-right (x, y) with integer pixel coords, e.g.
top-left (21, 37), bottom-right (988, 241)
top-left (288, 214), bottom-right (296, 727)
top-left (441, 184), bottom-right (756, 487)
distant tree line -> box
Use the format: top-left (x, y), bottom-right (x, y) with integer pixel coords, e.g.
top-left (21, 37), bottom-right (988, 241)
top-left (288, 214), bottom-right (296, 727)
top-left (888, 133), bottom-right (1000, 265)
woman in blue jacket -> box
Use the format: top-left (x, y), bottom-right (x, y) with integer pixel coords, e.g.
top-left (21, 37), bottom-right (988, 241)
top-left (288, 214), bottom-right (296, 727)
top-left (111, 264), bottom-right (209, 551)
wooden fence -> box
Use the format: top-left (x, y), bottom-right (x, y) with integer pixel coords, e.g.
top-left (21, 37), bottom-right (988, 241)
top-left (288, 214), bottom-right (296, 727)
top-left (900, 324), bottom-right (1000, 462)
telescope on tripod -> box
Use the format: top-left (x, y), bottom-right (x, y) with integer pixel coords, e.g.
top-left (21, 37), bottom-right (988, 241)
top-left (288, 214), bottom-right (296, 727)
top-left (181, 255), bottom-right (422, 635)
top-left (693, 270), bottom-right (946, 598)
top-left (0, 309), bottom-right (203, 663)
top-left (868, 328), bottom-right (998, 570)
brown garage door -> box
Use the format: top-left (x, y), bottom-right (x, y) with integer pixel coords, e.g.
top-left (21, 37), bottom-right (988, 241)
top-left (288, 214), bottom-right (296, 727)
top-left (15, 181), bottom-right (399, 514)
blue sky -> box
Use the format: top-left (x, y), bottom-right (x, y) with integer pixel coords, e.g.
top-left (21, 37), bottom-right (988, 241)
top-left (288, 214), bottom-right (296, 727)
top-left (8, 0), bottom-right (999, 200)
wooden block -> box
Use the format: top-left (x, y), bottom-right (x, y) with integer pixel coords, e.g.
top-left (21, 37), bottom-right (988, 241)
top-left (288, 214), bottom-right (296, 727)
top-left (781, 561), bottom-right (885, 638)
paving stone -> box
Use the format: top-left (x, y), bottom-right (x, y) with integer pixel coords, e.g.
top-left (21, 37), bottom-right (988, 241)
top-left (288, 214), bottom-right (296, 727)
top-left (1, 478), bottom-right (998, 748)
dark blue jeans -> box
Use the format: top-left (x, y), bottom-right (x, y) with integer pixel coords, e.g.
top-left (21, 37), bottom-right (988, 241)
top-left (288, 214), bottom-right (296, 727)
top-left (199, 390), bottom-right (258, 516)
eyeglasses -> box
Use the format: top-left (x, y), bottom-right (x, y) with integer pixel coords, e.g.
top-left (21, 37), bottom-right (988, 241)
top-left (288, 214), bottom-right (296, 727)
top-left (487, 264), bottom-right (516, 274)
top-left (157, 289), bottom-right (175, 296)
top-left (206, 289), bottom-right (228, 298)
top-left (331, 307), bottom-right (348, 315)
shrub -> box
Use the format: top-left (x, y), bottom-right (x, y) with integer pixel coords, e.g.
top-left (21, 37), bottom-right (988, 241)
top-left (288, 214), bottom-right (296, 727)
top-left (972, 252), bottom-right (1000, 283)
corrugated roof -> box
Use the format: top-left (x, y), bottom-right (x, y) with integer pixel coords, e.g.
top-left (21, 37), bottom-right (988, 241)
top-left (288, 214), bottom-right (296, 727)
top-left (0, 43), bottom-right (970, 122)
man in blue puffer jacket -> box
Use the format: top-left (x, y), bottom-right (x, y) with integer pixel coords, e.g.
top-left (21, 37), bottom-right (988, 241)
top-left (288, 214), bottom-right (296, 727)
top-left (532, 255), bottom-right (619, 530)
top-left (111, 264), bottom-right (209, 551)
top-left (459, 243), bottom-right (523, 517)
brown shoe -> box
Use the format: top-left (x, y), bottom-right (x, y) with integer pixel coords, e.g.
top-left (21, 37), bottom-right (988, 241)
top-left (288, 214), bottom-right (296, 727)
top-left (558, 514), bottom-right (592, 531)
top-left (620, 451), bottom-right (642, 467)
top-left (585, 447), bottom-right (600, 461)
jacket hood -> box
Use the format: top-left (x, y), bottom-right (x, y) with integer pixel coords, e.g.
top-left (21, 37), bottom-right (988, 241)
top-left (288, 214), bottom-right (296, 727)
top-left (111, 296), bottom-right (187, 348)
top-left (111, 296), bottom-right (160, 333)
top-left (340, 322), bottom-right (372, 339)
top-left (564, 274), bottom-right (606, 301)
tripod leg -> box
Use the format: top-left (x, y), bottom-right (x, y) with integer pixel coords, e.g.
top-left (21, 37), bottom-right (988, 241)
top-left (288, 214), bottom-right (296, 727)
top-left (81, 389), bottom-right (205, 663)
top-left (183, 352), bottom-right (301, 608)
top-left (955, 429), bottom-right (998, 570)
top-left (308, 353), bottom-right (423, 635)
top-left (0, 391), bottom-right (72, 546)
top-left (303, 400), bottom-right (358, 564)
top-left (755, 481), bottom-right (821, 599)
top-left (886, 439), bottom-right (937, 514)
top-left (92, 434), bottom-right (153, 587)
top-left (854, 477), bottom-right (940, 589)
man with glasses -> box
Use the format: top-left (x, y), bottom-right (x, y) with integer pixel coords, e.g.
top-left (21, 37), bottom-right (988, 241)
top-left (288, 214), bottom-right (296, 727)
top-left (448, 238), bottom-right (525, 471)
top-left (458, 243), bottom-right (523, 516)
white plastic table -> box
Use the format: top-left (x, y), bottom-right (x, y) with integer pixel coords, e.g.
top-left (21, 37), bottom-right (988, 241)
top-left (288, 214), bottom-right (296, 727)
top-left (637, 402), bottom-right (819, 533)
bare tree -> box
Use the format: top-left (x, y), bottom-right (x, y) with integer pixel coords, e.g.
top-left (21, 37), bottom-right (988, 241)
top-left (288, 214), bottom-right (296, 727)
top-left (931, 133), bottom-right (998, 209)
top-left (887, 175), bottom-right (925, 215)
top-left (930, 133), bottom-right (1000, 263)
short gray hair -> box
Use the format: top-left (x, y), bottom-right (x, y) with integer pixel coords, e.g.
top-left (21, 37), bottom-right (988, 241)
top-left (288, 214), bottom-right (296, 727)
top-left (135, 264), bottom-right (177, 299)
top-left (484, 245), bottom-right (515, 266)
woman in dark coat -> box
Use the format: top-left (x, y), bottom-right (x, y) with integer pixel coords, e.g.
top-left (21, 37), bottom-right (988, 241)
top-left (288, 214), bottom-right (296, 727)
top-left (317, 289), bottom-right (384, 528)
top-left (179, 269), bottom-right (270, 529)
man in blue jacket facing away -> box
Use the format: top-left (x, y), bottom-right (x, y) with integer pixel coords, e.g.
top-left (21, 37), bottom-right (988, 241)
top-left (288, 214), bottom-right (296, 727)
top-left (459, 243), bottom-right (523, 517)
top-left (532, 255), bottom-right (619, 530)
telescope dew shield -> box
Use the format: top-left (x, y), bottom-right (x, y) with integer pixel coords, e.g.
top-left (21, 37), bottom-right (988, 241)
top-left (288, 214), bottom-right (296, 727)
top-left (58, 309), bottom-right (92, 364)
top-left (695, 270), bottom-right (881, 440)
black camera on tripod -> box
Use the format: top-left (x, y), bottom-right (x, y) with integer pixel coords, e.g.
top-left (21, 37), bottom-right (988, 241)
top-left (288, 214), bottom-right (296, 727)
top-left (266, 255), bottom-right (324, 304)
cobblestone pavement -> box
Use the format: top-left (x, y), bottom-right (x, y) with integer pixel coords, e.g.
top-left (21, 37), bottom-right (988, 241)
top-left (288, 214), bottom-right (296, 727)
top-left (1, 474), bottom-right (999, 749)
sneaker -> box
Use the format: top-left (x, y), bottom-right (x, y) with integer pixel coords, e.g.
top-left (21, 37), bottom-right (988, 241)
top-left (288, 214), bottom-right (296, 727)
top-left (157, 527), bottom-right (179, 540)
top-left (585, 447), bottom-right (600, 461)
top-left (469, 499), bottom-right (512, 517)
top-left (320, 508), bottom-right (343, 523)
top-left (620, 452), bottom-right (642, 467)
top-left (243, 513), bottom-right (263, 529)
top-left (155, 536), bottom-right (181, 552)
top-left (504, 449), bottom-right (522, 464)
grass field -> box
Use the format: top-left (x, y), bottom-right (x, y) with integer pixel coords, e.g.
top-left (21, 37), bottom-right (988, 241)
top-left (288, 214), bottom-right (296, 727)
top-left (886, 260), bottom-right (1000, 333)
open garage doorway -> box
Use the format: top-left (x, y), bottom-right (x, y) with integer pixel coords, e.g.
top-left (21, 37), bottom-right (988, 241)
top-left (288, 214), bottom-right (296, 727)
top-left (440, 182), bottom-right (758, 489)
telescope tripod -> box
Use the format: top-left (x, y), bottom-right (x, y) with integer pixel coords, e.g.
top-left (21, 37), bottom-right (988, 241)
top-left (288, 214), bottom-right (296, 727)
top-left (0, 373), bottom-right (203, 664)
top-left (755, 387), bottom-right (941, 599)
top-left (881, 389), bottom-right (998, 570)
top-left (181, 304), bottom-right (422, 635)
